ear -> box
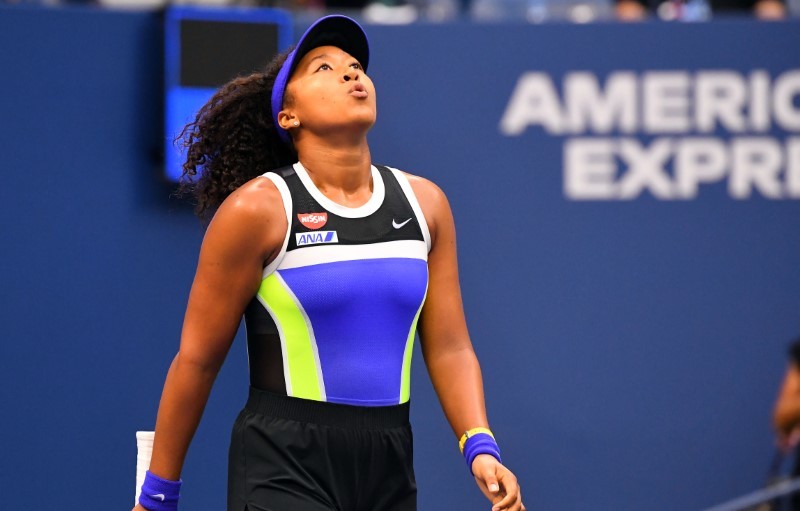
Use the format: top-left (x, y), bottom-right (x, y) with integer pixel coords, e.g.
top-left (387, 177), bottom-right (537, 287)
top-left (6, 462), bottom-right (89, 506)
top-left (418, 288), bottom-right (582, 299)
top-left (277, 110), bottom-right (298, 132)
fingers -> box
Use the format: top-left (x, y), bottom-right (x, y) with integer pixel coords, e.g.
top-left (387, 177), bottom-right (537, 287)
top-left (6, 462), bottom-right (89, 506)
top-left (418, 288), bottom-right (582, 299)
top-left (491, 471), bottom-right (523, 511)
top-left (492, 492), bottom-right (523, 511)
top-left (485, 474), bottom-right (501, 496)
top-left (473, 456), bottom-right (524, 511)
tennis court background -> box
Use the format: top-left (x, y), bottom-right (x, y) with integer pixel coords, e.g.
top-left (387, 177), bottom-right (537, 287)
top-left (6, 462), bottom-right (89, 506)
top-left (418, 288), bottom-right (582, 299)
top-left (1, 6), bottom-right (799, 510)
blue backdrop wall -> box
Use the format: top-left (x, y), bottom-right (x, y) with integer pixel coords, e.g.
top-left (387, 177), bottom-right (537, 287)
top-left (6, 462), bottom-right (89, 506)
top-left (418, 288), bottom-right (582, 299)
top-left (1, 5), bottom-right (799, 511)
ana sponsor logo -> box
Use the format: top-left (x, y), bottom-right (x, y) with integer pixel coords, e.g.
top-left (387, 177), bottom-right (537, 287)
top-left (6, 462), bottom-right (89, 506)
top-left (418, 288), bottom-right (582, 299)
top-left (296, 231), bottom-right (338, 246)
top-left (298, 212), bottom-right (328, 229)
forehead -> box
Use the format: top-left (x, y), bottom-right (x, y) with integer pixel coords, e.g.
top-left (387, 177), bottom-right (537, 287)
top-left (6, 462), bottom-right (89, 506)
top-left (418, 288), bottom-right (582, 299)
top-left (294, 45), bottom-right (357, 71)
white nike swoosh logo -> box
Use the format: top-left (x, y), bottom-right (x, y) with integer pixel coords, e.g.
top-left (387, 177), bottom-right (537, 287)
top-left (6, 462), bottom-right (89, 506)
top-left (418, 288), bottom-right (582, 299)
top-left (392, 218), bottom-right (412, 229)
top-left (150, 494), bottom-right (166, 502)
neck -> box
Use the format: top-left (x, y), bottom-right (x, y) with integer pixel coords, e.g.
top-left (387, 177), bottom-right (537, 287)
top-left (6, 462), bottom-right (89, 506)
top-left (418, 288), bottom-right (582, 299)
top-left (295, 135), bottom-right (373, 197)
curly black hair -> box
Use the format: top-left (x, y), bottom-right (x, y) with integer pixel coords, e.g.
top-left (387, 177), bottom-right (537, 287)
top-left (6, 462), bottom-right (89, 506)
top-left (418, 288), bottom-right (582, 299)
top-left (176, 49), bottom-right (296, 221)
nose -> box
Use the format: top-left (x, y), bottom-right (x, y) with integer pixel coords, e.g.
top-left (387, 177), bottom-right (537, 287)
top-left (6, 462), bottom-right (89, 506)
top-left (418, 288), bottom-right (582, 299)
top-left (343, 69), bottom-right (359, 82)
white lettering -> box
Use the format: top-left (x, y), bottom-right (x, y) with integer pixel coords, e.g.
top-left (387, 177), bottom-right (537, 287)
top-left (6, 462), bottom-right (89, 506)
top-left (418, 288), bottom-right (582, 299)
top-left (563, 72), bottom-right (637, 134)
top-left (674, 138), bottom-right (728, 199)
top-left (643, 72), bottom-right (691, 133)
top-left (787, 137), bottom-right (800, 198)
top-left (730, 138), bottom-right (784, 199)
top-left (300, 214), bottom-right (325, 224)
top-left (749, 70), bottom-right (771, 132)
top-left (499, 73), bottom-right (564, 135)
top-left (564, 138), bottom-right (617, 199)
top-left (500, 69), bottom-right (800, 136)
top-left (499, 69), bottom-right (800, 201)
top-left (695, 71), bottom-right (747, 133)
top-left (618, 138), bottom-right (674, 199)
top-left (564, 137), bottom-right (798, 201)
top-left (774, 70), bottom-right (800, 131)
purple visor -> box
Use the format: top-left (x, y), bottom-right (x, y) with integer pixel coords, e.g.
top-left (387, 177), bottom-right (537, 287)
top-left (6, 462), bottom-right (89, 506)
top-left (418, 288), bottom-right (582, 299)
top-left (271, 15), bottom-right (370, 143)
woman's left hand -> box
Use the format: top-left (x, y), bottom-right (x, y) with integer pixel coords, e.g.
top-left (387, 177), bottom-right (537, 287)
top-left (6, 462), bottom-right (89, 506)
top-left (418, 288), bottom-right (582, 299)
top-left (472, 454), bottom-right (526, 511)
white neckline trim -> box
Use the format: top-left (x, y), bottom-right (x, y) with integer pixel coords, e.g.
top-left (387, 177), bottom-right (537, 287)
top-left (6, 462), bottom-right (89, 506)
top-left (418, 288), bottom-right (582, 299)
top-left (293, 162), bottom-right (385, 219)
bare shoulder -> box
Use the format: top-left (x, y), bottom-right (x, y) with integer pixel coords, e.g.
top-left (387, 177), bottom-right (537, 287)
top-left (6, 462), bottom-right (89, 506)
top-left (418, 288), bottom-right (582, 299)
top-left (218, 177), bottom-right (283, 215)
top-left (214, 175), bottom-right (284, 223)
top-left (397, 171), bottom-right (454, 247)
top-left (402, 172), bottom-right (447, 204)
top-left (401, 172), bottom-right (451, 218)
top-left (205, 175), bottom-right (288, 260)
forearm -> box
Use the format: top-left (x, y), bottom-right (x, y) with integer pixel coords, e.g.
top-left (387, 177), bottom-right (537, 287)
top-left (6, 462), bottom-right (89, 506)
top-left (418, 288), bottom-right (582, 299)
top-left (147, 352), bottom-right (221, 480)
top-left (425, 346), bottom-right (490, 439)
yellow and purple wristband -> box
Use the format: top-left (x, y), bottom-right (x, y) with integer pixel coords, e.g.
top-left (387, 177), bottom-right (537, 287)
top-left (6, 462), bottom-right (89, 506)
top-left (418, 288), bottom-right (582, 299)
top-left (459, 427), bottom-right (502, 474)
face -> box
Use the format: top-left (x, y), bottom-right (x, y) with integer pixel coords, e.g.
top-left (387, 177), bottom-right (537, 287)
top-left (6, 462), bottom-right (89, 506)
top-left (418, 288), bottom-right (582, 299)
top-left (278, 45), bottom-right (377, 140)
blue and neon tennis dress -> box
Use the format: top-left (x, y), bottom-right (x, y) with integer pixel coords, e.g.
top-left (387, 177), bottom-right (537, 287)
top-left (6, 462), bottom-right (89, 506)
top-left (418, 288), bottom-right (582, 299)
top-left (243, 162), bottom-right (431, 407)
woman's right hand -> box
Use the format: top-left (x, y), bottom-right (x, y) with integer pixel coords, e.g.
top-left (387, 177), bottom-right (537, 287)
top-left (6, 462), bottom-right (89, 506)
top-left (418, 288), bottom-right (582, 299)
top-left (132, 504), bottom-right (148, 511)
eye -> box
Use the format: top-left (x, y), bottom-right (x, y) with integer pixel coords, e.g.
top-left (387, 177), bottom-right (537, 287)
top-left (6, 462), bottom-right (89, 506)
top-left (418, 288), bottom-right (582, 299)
top-left (316, 63), bottom-right (332, 71)
top-left (350, 62), bottom-right (363, 70)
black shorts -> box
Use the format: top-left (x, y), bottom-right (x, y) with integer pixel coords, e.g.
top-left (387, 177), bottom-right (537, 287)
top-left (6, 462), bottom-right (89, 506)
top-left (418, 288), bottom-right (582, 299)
top-left (228, 387), bottom-right (417, 511)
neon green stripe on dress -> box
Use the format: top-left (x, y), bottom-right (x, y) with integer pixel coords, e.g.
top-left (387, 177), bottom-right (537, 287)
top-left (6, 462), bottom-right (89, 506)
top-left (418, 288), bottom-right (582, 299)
top-left (400, 286), bottom-right (427, 403)
top-left (257, 272), bottom-right (324, 401)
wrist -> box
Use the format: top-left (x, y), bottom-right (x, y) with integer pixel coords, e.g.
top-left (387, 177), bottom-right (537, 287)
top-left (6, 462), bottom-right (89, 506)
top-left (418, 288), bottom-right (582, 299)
top-left (138, 470), bottom-right (182, 511)
top-left (459, 427), bottom-right (502, 474)
top-left (471, 453), bottom-right (502, 472)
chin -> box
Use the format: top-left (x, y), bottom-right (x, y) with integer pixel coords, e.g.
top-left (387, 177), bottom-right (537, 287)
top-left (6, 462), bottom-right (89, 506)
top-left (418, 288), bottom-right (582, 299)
top-left (349, 112), bottom-right (377, 130)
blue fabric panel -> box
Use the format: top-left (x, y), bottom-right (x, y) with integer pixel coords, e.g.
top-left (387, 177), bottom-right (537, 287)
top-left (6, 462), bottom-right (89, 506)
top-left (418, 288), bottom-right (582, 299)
top-left (278, 257), bottom-right (428, 405)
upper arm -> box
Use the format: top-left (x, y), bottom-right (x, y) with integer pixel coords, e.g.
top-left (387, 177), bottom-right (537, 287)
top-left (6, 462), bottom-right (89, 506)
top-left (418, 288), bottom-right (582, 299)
top-left (178, 177), bottom-right (287, 369)
top-left (406, 174), bottom-right (472, 357)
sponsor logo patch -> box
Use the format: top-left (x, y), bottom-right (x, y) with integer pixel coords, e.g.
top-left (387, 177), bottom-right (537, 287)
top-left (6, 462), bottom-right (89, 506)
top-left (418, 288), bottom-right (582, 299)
top-left (298, 212), bottom-right (328, 229)
top-left (392, 218), bottom-right (412, 229)
top-left (296, 231), bottom-right (338, 246)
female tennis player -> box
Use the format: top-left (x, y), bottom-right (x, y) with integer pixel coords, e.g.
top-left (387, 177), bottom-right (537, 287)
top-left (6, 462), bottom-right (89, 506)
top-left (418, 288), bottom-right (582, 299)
top-left (134, 14), bottom-right (524, 511)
